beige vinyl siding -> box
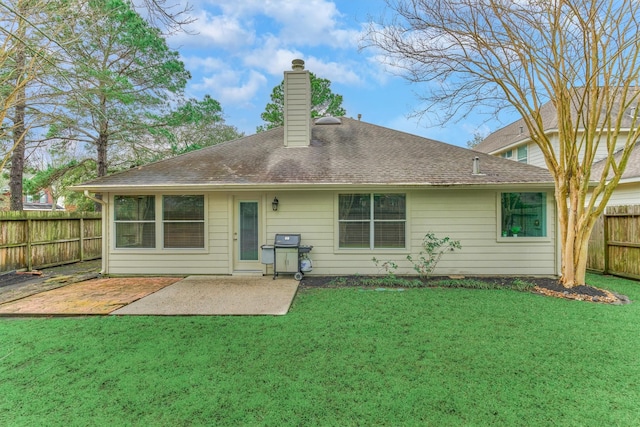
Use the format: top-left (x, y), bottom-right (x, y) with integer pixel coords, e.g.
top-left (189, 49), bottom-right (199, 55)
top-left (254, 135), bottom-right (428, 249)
top-left (264, 188), bottom-right (556, 277)
top-left (605, 183), bottom-right (640, 205)
top-left (518, 132), bottom-right (630, 169)
top-left (105, 188), bottom-right (557, 277)
top-left (407, 189), bottom-right (556, 276)
top-left (107, 193), bottom-right (229, 275)
top-left (589, 181), bottom-right (640, 207)
top-left (264, 191), bottom-right (334, 275)
top-left (527, 141), bottom-right (548, 168)
top-left (283, 70), bottom-right (311, 147)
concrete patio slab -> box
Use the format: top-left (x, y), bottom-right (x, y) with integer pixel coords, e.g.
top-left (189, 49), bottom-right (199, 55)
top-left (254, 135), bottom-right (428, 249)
top-left (0, 277), bottom-right (181, 316)
top-left (111, 276), bottom-right (299, 316)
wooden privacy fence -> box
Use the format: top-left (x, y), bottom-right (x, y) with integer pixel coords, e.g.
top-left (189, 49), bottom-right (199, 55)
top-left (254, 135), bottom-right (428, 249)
top-left (0, 212), bottom-right (101, 273)
top-left (587, 205), bottom-right (640, 280)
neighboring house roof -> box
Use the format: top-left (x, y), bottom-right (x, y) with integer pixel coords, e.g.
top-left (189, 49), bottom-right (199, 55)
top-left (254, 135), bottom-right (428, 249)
top-left (74, 117), bottom-right (553, 192)
top-left (475, 91), bottom-right (640, 155)
top-left (474, 102), bottom-right (557, 154)
top-left (591, 142), bottom-right (640, 182)
top-left (23, 202), bottom-right (64, 211)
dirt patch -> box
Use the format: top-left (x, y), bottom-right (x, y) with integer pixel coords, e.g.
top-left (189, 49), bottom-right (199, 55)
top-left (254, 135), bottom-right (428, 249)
top-left (0, 260), bottom-right (102, 304)
top-left (300, 275), bottom-right (631, 305)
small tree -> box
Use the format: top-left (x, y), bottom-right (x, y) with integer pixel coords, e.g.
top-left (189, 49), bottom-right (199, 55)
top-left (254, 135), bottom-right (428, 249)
top-left (406, 233), bottom-right (462, 278)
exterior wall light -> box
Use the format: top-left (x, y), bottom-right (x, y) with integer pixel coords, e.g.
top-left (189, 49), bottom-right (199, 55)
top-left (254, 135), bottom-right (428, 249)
top-left (272, 197), bottom-right (279, 211)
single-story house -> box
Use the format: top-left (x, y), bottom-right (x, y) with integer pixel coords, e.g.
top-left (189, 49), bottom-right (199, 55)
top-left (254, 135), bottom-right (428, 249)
top-left (474, 98), bottom-right (640, 206)
top-left (73, 60), bottom-right (558, 278)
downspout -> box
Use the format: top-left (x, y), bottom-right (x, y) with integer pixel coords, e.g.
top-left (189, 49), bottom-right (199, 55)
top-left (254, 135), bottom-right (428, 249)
top-left (84, 191), bottom-right (108, 274)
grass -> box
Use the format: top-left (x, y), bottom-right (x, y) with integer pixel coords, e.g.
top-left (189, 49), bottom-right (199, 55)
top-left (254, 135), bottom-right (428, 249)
top-left (1, 273), bottom-right (639, 426)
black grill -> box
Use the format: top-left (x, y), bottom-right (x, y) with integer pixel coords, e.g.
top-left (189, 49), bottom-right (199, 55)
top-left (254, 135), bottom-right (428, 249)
top-left (274, 233), bottom-right (301, 247)
top-left (273, 234), bottom-right (312, 280)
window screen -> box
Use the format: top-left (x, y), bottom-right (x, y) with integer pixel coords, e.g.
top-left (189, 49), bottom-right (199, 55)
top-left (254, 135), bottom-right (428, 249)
top-left (163, 195), bottom-right (205, 248)
top-left (339, 194), bottom-right (405, 249)
top-left (114, 196), bottom-right (156, 248)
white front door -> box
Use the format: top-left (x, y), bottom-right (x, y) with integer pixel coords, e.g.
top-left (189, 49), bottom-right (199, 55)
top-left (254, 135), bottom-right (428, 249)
top-left (233, 198), bottom-right (262, 272)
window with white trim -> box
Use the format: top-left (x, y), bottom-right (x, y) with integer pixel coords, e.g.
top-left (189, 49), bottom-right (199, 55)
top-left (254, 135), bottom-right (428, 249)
top-left (501, 192), bottom-right (546, 237)
top-left (114, 195), bottom-right (205, 249)
top-left (163, 195), bottom-right (205, 248)
top-left (339, 194), bottom-right (406, 249)
top-left (517, 145), bottom-right (528, 163)
top-left (114, 196), bottom-right (156, 248)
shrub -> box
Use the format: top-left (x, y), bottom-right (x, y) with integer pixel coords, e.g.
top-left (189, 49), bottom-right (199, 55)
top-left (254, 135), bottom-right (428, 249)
top-left (407, 233), bottom-right (462, 278)
top-left (372, 257), bottom-right (399, 277)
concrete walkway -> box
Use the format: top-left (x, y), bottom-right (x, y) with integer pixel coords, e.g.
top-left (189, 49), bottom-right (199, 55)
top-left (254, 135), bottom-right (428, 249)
top-left (0, 275), bottom-right (299, 316)
top-left (112, 276), bottom-right (299, 316)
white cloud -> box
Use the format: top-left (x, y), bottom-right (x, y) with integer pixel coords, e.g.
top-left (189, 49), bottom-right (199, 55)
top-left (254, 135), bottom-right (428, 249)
top-left (180, 56), bottom-right (227, 73)
top-left (243, 37), bottom-right (305, 76)
top-left (304, 57), bottom-right (362, 86)
top-left (262, 1), bottom-right (360, 47)
top-left (194, 69), bottom-right (267, 106)
top-left (199, 0), bottom-right (362, 48)
top-left (169, 9), bottom-right (255, 50)
top-left (241, 37), bottom-right (362, 86)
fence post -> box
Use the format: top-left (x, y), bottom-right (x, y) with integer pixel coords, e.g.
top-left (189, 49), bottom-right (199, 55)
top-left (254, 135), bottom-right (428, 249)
top-left (603, 211), bottom-right (609, 275)
top-left (79, 217), bottom-right (85, 261)
top-left (26, 218), bottom-right (32, 271)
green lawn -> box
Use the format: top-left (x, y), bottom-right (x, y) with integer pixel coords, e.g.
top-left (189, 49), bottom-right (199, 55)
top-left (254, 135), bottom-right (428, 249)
top-left (1, 273), bottom-right (639, 426)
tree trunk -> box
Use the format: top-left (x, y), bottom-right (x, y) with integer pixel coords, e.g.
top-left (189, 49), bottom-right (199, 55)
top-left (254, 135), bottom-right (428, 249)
top-left (97, 133), bottom-right (108, 177)
top-left (9, 119), bottom-right (26, 211)
top-left (557, 175), bottom-right (597, 288)
top-left (9, 28), bottom-right (27, 212)
top-left (559, 222), bottom-right (593, 288)
top-left (97, 94), bottom-right (109, 178)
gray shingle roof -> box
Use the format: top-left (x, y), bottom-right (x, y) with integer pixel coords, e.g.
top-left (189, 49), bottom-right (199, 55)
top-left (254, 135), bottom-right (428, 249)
top-left (591, 142), bottom-right (640, 181)
top-left (474, 101), bottom-right (557, 154)
top-left (475, 90), bottom-right (640, 155)
top-left (74, 117), bottom-right (553, 191)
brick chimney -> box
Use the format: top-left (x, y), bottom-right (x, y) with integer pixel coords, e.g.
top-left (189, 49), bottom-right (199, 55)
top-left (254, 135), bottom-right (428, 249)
top-left (283, 59), bottom-right (311, 147)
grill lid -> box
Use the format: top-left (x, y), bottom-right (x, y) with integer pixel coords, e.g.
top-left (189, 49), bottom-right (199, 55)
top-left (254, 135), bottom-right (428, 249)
top-left (274, 233), bottom-right (301, 246)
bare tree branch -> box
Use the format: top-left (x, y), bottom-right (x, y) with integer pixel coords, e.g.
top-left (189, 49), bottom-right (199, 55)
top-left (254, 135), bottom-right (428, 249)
top-left (363, 0), bottom-right (640, 287)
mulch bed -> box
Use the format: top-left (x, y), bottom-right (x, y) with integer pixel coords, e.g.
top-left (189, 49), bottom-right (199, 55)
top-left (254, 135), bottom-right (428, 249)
top-left (300, 275), bottom-right (631, 305)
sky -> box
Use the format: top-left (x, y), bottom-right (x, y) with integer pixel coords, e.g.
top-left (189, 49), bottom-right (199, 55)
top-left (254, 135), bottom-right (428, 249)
top-left (165, 0), bottom-right (506, 147)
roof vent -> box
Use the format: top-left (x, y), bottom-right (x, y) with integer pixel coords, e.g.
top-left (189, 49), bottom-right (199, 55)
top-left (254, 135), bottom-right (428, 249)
top-left (472, 156), bottom-right (483, 175)
top-left (315, 116), bottom-right (342, 125)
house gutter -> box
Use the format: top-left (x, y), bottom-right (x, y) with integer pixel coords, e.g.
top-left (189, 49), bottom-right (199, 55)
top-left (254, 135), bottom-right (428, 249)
top-left (83, 191), bottom-right (108, 275)
top-left (72, 181), bottom-right (555, 193)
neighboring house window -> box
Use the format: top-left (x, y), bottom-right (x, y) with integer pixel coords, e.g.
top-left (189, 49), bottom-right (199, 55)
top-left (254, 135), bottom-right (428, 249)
top-left (339, 194), bottom-right (406, 249)
top-left (163, 195), bottom-right (205, 248)
top-left (501, 150), bottom-right (513, 159)
top-left (501, 192), bottom-right (546, 237)
top-left (517, 145), bottom-right (528, 163)
top-left (115, 196), bottom-right (156, 248)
